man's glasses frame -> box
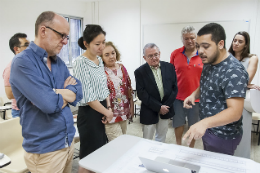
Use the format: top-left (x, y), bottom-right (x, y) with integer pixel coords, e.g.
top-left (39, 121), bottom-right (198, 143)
top-left (17, 43), bottom-right (29, 48)
top-left (45, 26), bottom-right (69, 40)
top-left (147, 53), bottom-right (160, 59)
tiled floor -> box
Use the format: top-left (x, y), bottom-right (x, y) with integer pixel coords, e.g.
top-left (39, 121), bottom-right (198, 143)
top-left (71, 116), bottom-right (260, 172)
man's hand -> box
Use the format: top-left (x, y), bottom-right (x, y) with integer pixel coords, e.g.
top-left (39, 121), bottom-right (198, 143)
top-left (183, 95), bottom-right (196, 109)
top-left (64, 76), bottom-right (77, 89)
top-left (160, 105), bottom-right (169, 115)
top-left (182, 120), bottom-right (208, 146)
top-left (62, 99), bottom-right (68, 109)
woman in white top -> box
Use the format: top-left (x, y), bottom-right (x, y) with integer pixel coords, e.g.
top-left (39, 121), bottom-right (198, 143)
top-left (228, 31), bottom-right (259, 158)
top-left (73, 25), bottom-right (113, 173)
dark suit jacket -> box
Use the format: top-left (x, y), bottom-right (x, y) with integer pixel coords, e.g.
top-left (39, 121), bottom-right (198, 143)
top-left (134, 61), bottom-right (178, 125)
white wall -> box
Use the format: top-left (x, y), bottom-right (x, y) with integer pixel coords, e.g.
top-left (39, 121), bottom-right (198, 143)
top-left (98, 0), bottom-right (141, 88)
top-left (0, 0), bottom-right (92, 103)
top-left (96, 0), bottom-right (260, 87)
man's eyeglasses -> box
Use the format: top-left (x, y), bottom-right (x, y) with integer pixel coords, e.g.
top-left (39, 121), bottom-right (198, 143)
top-left (45, 26), bottom-right (69, 40)
top-left (147, 53), bottom-right (159, 59)
top-left (18, 43), bottom-right (30, 48)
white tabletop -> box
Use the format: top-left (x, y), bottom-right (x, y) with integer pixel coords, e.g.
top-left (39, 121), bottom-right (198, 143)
top-left (79, 135), bottom-right (141, 172)
top-left (79, 135), bottom-right (260, 173)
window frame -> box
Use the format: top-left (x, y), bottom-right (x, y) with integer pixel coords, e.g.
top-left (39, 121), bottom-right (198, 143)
top-left (59, 14), bottom-right (84, 67)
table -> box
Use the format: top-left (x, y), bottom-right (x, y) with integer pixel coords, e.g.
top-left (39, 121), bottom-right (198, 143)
top-left (79, 135), bottom-right (260, 173)
top-left (79, 135), bottom-right (141, 172)
top-left (0, 105), bottom-right (12, 120)
top-left (0, 154), bottom-right (11, 168)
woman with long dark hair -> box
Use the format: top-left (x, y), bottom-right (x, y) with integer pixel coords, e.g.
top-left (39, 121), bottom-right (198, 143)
top-left (228, 31), bottom-right (259, 158)
top-left (73, 25), bottom-right (113, 173)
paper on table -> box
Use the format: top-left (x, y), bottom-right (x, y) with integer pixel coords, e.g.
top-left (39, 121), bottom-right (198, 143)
top-left (103, 140), bottom-right (260, 173)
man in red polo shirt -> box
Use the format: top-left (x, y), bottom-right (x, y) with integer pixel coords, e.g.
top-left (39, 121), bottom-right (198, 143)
top-left (170, 26), bottom-right (203, 148)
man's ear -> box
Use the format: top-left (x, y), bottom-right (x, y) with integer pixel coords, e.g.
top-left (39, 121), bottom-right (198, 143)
top-left (38, 26), bottom-right (47, 38)
top-left (13, 46), bottom-right (19, 54)
top-left (218, 40), bottom-right (225, 50)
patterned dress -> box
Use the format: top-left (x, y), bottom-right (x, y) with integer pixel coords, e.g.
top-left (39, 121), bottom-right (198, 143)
top-left (104, 64), bottom-right (133, 123)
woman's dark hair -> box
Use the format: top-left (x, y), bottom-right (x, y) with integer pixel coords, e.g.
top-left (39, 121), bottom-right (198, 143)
top-left (78, 24), bottom-right (106, 50)
top-left (228, 31), bottom-right (254, 61)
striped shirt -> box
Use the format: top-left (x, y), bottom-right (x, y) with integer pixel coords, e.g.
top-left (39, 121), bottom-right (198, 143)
top-left (73, 55), bottom-right (109, 106)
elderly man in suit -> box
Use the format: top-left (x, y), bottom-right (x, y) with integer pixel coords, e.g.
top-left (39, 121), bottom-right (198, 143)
top-left (134, 43), bottom-right (178, 142)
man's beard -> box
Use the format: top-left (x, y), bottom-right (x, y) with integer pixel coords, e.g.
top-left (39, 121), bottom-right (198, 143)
top-left (208, 49), bottom-right (219, 64)
top-left (200, 49), bottom-right (219, 65)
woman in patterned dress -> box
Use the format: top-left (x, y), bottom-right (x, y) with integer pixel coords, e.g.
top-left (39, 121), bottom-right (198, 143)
top-left (101, 41), bottom-right (134, 141)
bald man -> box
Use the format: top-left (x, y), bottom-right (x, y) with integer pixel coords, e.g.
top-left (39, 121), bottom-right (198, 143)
top-left (10, 11), bottom-right (83, 173)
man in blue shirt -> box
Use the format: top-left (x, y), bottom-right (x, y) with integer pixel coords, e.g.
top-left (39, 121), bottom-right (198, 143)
top-left (10, 11), bottom-right (83, 173)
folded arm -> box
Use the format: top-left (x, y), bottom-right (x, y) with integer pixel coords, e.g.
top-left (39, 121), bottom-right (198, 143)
top-left (10, 57), bottom-right (64, 114)
top-left (56, 89), bottom-right (76, 103)
top-left (62, 65), bottom-right (83, 106)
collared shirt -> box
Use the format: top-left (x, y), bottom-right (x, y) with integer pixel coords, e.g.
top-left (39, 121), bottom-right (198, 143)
top-left (200, 55), bottom-right (248, 139)
top-left (170, 46), bottom-right (203, 102)
top-left (73, 55), bottom-right (109, 105)
top-left (182, 48), bottom-right (198, 64)
top-left (9, 41), bottom-right (83, 154)
top-left (150, 63), bottom-right (164, 100)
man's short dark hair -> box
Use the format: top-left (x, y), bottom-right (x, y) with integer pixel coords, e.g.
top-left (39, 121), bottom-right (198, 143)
top-left (197, 23), bottom-right (226, 49)
top-left (35, 11), bottom-right (55, 36)
top-left (9, 33), bottom-right (27, 54)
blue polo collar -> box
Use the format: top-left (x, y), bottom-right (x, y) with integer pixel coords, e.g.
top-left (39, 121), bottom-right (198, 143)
top-left (182, 47), bottom-right (198, 56)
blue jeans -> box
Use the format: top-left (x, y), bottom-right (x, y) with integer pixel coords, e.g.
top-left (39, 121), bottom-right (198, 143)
top-left (11, 109), bottom-right (20, 118)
